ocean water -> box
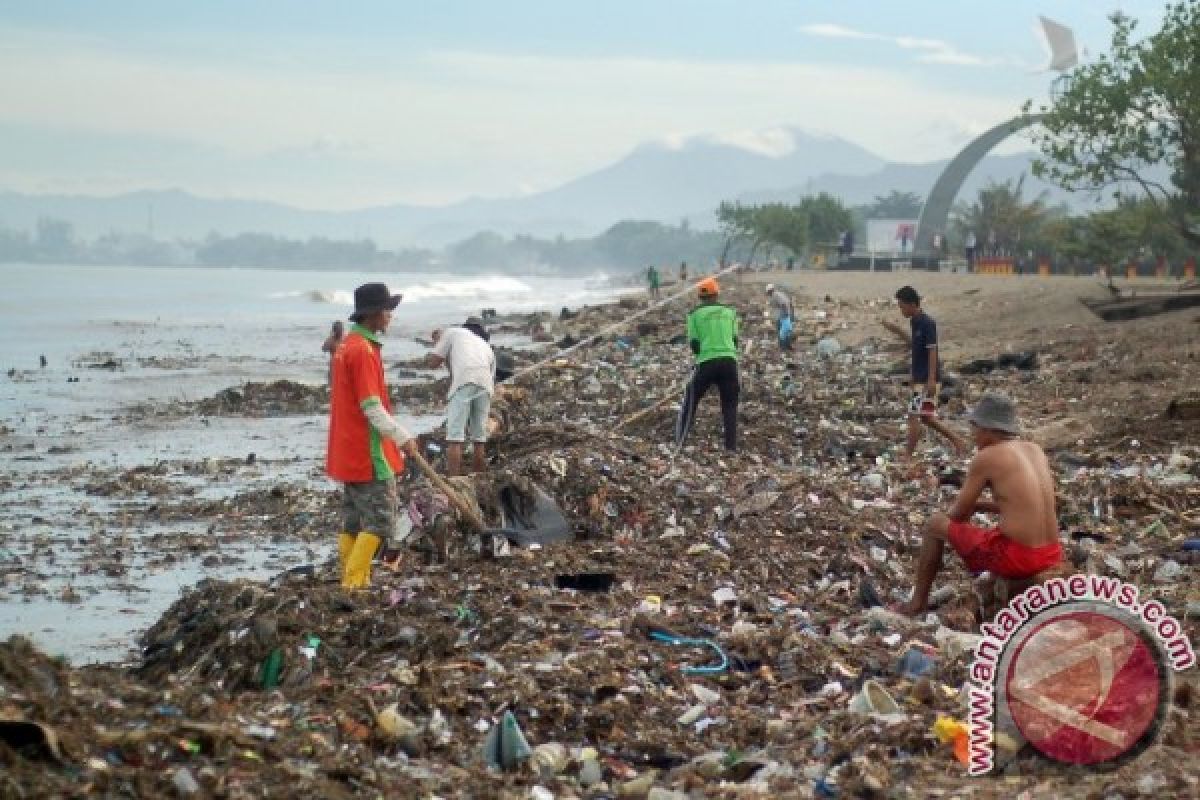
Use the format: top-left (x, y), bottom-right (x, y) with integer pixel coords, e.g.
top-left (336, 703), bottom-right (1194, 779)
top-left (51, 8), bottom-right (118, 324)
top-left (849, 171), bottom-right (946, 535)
top-left (0, 264), bottom-right (625, 415)
top-left (0, 263), bottom-right (631, 662)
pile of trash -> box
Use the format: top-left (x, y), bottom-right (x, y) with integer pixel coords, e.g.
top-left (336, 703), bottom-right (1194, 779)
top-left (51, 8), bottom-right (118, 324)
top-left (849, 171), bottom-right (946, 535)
top-left (393, 376), bottom-right (451, 414)
top-left (190, 380), bottom-right (329, 417)
top-left (126, 379), bottom-right (331, 420)
top-left (2, 280), bottom-right (1197, 797)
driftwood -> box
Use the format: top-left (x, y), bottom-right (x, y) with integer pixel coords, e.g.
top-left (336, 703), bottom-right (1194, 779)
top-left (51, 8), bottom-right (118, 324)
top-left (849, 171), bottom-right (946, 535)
top-left (1166, 393), bottom-right (1200, 421)
top-left (1080, 291), bottom-right (1200, 321)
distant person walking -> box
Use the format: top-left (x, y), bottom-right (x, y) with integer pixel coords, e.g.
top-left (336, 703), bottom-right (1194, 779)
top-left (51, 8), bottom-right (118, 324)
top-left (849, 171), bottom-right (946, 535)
top-left (427, 317), bottom-right (496, 476)
top-left (965, 231), bottom-right (977, 270)
top-left (679, 261), bottom-right (688, 283)
top-left (883, 286), bottom-right (966, 461)
top-left (646, 265), bottom-right (661, 302)
top-left (678, 277), bottom-right (740, 452)
top-left (322, 320), bottom-right (344, 385)
top-left (765, 283), bottom-right (795, 351)
top-left (838, 228), bottom-right (856, 262)
top-left (327, 283), bottom-right (416, 590)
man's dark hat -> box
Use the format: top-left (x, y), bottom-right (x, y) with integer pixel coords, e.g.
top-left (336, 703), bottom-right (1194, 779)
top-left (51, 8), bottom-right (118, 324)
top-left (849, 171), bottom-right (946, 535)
top-left (462, 316), bottom-right (490, 341)
top-left (349, 283), bottom-right (402, 322)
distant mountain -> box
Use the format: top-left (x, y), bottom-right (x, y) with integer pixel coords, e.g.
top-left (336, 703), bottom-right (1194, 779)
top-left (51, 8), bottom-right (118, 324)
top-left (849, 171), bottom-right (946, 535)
top-left (502, 132), bottom-right (885, 221)
top-left (389, 130), bottom-right (887, 244)
top-left (0, 130), bottom-right (1111, 249)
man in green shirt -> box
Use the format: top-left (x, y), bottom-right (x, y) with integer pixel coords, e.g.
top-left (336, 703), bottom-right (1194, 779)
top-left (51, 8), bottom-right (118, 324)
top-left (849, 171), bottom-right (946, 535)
top-left (646, 265), bottom-right (661, 302)
top-left (679, 277), bottom-right (740, 451)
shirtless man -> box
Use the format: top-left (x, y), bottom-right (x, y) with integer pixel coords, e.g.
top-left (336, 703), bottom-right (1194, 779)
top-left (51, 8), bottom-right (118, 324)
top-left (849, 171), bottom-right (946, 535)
top-left (895, 392), bottom-right (1062, 616)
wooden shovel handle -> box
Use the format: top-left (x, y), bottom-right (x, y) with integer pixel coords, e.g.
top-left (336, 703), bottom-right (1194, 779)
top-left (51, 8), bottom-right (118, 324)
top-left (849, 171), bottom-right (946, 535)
top-left (408, 449), bottom-right (485, 532)
top-left (613, 378), bottom-right (689, 432)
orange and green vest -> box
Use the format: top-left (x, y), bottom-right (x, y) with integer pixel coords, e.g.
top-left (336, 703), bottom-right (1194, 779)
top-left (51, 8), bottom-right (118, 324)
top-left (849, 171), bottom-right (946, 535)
top-left (326, 325), bottom-right (404, 482)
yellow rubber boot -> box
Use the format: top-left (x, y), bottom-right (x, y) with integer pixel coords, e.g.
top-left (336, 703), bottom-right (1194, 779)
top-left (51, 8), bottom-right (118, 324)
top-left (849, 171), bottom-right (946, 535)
top-left (342, 532), bottom-right (382, 590)
top-left (337, 533), bottom-right (355, 580)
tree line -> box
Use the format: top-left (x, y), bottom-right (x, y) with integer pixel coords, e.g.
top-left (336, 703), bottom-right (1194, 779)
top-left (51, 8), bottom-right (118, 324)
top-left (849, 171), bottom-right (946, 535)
top-left (3, 183), bottom-right (1192, 276)
top-left (0, 218), bottom-right (730, 274)
top-left (0, 194), bottom-right (908, 274)
top-left (0, 222), bottom-right (439, 271)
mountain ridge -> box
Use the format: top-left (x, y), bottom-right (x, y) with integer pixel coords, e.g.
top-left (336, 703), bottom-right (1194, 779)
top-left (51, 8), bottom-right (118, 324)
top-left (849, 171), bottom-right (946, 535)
top-left (0, 130), bottom-right (1097, 248)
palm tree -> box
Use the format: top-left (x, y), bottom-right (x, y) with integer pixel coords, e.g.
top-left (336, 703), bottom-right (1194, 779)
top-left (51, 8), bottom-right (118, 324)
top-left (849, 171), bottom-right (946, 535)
top-left (867, 190), bottom-right (924, 219)
top-left (949, 176), bottom-right (1052, 257)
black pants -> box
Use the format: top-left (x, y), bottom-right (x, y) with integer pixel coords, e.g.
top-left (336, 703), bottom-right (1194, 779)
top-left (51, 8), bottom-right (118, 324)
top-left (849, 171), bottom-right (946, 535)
top-left (686, 357), bottom-right (740, 451)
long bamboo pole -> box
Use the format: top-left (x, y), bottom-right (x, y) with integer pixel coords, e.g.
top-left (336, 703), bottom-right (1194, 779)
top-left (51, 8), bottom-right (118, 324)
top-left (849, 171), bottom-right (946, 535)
top-left (613, 379), bottom-right (688, 432)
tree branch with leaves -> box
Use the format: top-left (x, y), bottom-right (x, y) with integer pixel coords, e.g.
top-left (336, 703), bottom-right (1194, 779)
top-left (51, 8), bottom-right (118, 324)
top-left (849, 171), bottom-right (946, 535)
top-left (1025, 2), bottom-right (1200, 245)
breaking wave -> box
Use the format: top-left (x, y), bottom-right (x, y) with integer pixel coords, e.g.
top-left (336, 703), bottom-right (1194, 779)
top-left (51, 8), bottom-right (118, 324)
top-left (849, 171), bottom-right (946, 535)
top-left (395, 275), bottom-right (533, 303)
top-left (271, 276), bottom-right (533, 307)
top-left (308, 289), bottom-right (355, 305)
top-left (268, 288), bottom-right (354, 305)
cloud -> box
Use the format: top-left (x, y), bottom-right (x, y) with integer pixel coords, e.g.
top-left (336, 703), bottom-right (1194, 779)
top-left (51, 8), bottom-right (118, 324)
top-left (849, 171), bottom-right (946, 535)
top-left (797, 23), bottom-right (874, 41)
top-left (0, 26), bottom-right (1039, 206)
top-left (799, 22), bottom-right (1002, 67)
top-left (709, 128), bottom-right (796, 158)
top-left (657, 132), bottom-right (690, 151)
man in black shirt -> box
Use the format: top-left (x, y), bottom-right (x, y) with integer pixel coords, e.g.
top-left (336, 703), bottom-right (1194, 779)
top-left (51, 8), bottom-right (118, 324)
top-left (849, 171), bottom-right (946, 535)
top-left (887, 286), bottom-right (966, 460)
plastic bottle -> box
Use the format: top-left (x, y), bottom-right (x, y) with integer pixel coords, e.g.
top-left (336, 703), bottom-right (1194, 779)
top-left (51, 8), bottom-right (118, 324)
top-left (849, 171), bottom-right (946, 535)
top-left (172, 767), bottom-right (200, 795)
top-left (259, 647), bottom-right (283, 689)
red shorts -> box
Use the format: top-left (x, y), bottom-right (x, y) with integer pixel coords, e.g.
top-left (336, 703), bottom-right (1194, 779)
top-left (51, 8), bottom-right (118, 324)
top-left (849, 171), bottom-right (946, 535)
top-left (907, 387), bottom-right (939, 419)
top-left (947, 521), bottom-right (1062, 579)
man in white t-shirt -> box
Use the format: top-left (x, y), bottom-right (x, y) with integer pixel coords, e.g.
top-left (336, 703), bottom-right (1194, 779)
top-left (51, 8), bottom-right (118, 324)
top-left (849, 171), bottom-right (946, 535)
top-left (427, 317), bottom-right (496, 475)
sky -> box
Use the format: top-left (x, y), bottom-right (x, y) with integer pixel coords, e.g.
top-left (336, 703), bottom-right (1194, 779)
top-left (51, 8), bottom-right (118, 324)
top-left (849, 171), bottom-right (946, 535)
top-left (0, 1), bottom-right (1170, 210)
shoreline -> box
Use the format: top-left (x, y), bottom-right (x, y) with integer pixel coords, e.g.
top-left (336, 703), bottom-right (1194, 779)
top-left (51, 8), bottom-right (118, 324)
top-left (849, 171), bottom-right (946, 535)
top-left (0, 280), bottom-right (635, 664)
top-left (2, 271), bottom-right (1197, 797)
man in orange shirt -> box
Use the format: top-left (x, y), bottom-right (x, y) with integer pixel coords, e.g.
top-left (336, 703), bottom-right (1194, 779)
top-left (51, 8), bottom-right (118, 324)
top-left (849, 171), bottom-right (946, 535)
top-left (327, 283), bottom-right (417, 589)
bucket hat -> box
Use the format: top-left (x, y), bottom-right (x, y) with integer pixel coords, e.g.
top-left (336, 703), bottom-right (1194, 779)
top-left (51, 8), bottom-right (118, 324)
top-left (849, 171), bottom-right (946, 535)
top-left (349, 283), bottom-right (402, 322)
top-left (463, 316), bottom-right (490, 341)
top-left (967, 392), bottom-right (1020, 434)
